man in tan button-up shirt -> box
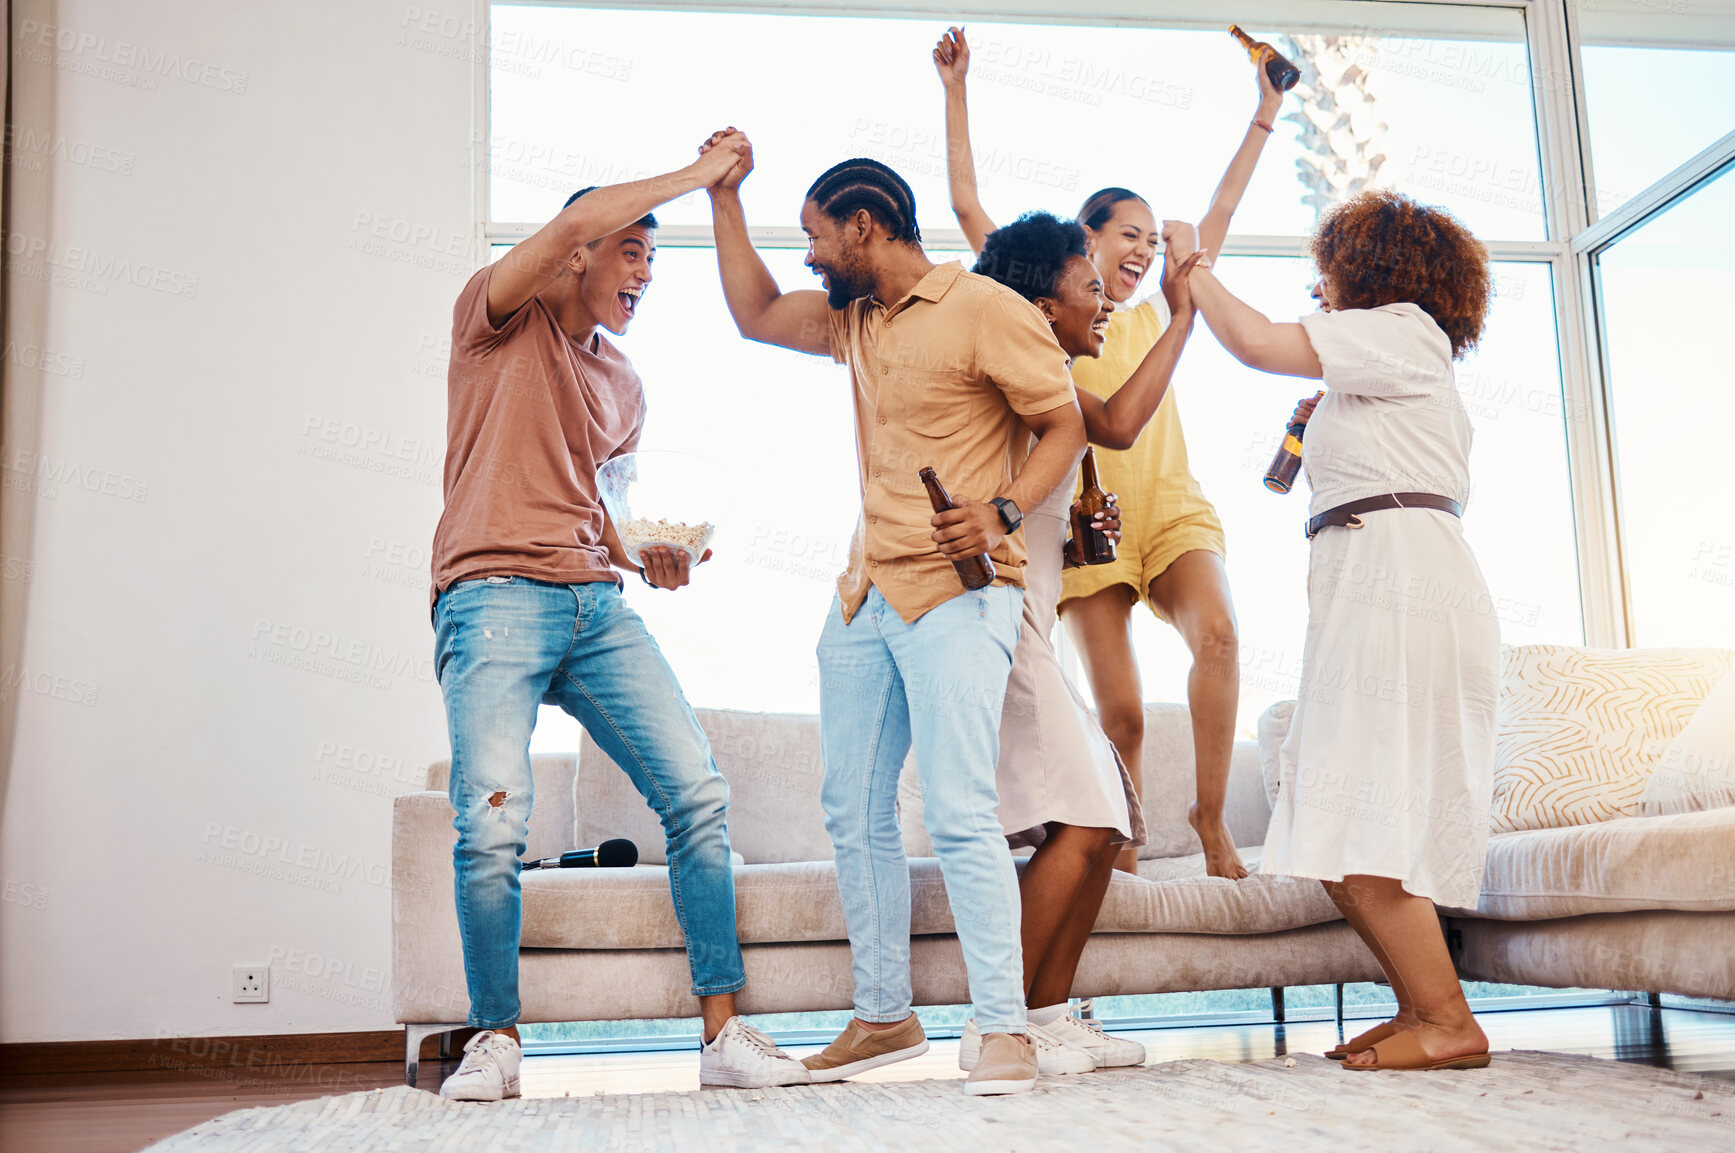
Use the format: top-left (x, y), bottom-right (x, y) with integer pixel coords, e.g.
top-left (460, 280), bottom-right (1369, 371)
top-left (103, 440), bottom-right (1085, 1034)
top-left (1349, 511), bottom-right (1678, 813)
top-left (707, 137), bottom-right (1086, 1096)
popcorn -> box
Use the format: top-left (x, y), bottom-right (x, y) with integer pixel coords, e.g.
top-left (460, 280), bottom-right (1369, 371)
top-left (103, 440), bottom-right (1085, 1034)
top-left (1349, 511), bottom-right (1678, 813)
top-left (620, 517), bottom-right (715, 564)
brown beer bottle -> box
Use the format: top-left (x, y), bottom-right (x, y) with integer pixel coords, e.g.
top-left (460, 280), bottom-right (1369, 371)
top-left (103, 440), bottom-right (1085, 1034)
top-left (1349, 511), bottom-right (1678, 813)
top-left (918, 467), bottom-right (997, 591)
top-left (1070, 448), bottom-right (1117, 565)
top-left (1264, 390), bottom-right (1324, 493)
top-left (1229, 25), bottom-right (1301, 91)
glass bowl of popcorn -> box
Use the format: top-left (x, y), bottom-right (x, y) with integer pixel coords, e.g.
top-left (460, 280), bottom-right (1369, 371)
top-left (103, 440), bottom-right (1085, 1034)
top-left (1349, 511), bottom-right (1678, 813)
top-left (596, 451), bottom-right (723, 568)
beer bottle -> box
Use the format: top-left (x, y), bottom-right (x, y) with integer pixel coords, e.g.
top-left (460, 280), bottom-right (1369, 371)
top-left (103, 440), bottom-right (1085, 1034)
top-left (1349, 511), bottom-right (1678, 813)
top-left (1228, 25), bottom-right (1301, 91)
top-left (1070, 448), bottom-right (1117, 565)
top-left (1264, 391), bottom-right (1324, 494)
top-left (918, 467), bottom-right (997, 590)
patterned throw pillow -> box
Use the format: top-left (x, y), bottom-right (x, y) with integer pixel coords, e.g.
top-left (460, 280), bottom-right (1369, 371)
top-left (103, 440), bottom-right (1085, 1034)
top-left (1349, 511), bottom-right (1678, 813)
top-left (1641, 671), bottom-right (1735, 817)
top-left (1492, 645), bottom-right (1735, 833)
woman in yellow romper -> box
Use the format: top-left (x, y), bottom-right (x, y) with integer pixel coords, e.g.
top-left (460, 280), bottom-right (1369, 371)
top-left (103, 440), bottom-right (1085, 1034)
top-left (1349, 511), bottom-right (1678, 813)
top-left (937, 26), bottom-right (1284, 873)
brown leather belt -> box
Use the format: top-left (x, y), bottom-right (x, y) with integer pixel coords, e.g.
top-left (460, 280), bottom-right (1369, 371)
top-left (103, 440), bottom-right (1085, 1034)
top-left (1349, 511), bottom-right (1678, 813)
top-left (1305, 492), bottom-right (1463, 540)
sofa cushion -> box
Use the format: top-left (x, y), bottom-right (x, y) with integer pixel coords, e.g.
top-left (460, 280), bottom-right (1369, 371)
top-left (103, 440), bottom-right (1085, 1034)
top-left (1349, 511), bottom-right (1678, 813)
top-left (1450, 806), bottom-right (1735, 920)
top-left (575, 709), bottom-right (937, 866)
top-left (427, 754), bottom-right (578, 866)
top-left (1492, 645), bottom-right (1733, 833)
top-left (1641, 671), bottom-right (1735, 817)
top-left (1137, 704), bottom-right (1202, 858)
top-left (1125, 849), bottom-right (1344, 933)
top-left (522, 858), bottom-right (958, 950)
top-left (1256, 700), bottom-right (1295, 808)
top-left (900, 702), bottom-right (1270, 860)
top-left (575, 709), bottom-right (836, 866)
top-left (519, 846), bottom-right (1344, 950)
top-left (1129, 706), bottom-right (1272, 859)
top-left (572, 703), bottom-right (1271, 866)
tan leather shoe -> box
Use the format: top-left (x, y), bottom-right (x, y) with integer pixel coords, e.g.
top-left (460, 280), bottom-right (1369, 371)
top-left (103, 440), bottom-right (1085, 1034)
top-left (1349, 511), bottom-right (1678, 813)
top-left (964, 1031), bottom-right (1037, 1095)
top-left (801, 1015), bottom-right (929, 1083)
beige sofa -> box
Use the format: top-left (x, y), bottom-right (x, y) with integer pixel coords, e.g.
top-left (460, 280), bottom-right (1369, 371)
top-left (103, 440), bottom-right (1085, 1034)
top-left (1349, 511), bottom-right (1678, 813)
top-left (392, 698), bottom-right (1735, 1085)
top-left (393, 703), bottom-right (1383, 1083)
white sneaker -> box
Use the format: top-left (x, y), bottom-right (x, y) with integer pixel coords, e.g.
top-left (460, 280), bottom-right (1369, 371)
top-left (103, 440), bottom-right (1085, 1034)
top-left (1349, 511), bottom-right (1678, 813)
top-left (959, 1018), bottom-right (1093, 1075)
top-left (438, 1030), bottom-right (522, 1102)
top-left (699, 1016), bottom-right (811, 1089)
top-left (1045, 1001), bottom-right (1147, 1068)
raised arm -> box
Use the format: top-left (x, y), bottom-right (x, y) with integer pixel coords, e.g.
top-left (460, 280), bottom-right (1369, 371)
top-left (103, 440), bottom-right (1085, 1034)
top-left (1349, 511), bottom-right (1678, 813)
top-left (1076, 248), bottom-right (1208, 449)
top-left (934, 26), bottom-right (996, 255)
top-left (702, 132), bottom-right (832, 356)
top-left (1167, 222), bottom-right (1320, 379)
top-left (487, 140), bottom-right (745, 327)
top-left (1196, 47), bottom-right (1286, 259)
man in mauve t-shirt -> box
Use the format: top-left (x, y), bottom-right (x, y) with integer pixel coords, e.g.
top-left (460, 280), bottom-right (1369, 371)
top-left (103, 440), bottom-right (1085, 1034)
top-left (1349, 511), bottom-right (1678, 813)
top-left (428, 136), bottom-right (809, 1101)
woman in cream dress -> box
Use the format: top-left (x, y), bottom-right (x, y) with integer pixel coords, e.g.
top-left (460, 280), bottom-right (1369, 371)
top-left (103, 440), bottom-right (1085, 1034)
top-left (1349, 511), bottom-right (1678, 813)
top-left (1170, 190), bottom-right (1500, 1072)
top-left (963, 209), bottom-right (1201, 1076)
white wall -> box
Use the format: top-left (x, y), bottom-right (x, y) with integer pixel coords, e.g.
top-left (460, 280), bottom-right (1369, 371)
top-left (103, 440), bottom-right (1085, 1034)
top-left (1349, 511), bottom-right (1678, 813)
top-left (0, 0), bottom-right (475, 1041)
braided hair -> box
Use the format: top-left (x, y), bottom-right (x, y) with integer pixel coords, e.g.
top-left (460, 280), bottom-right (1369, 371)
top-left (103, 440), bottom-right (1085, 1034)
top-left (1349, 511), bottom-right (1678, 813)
top-left (972, 211), bottom-right (1090, 303)
top-left (805, 159), bottom-right (922, 244)
top-left (1077, 187), bottom-right (1147, 231)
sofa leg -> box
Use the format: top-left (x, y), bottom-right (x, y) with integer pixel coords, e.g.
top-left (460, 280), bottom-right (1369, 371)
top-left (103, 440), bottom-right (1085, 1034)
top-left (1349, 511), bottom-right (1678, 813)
top-left (1270, 987), bottom-right (1286, 1024)
top-left (404, 1023), bottom-right (457, 1088)
top-left (1335, 983), bottom-right (1345, 1030)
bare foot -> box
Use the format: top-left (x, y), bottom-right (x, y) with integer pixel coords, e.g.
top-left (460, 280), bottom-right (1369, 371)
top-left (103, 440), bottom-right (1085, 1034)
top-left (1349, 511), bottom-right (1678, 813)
top-left (1188, 803), bottom-right (1248, 879)
top-left (1342, 1018), bottom-right (1487, 1068)
top-left (1114, 845), bottom-right (1141, 875)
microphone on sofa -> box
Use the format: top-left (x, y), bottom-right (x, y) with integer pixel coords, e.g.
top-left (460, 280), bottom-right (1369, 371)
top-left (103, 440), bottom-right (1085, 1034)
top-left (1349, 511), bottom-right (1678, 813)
top-left (523, 838), bottom-right (639, 869)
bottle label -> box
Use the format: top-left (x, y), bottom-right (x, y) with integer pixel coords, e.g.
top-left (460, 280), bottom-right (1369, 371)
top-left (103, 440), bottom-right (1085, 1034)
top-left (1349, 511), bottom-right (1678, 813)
top-left (1283, 434), bottom-right (1304, 455)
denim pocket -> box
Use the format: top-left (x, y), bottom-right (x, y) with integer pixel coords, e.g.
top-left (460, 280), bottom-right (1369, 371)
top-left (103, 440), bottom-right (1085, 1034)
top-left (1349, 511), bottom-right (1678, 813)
top-left (449, 576), bottom-right (512, 594)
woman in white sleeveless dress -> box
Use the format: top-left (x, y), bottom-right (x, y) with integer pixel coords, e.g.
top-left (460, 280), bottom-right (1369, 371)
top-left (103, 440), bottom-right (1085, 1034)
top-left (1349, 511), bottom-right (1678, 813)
top-left (1169, 190), bottom-right (1500, 1073)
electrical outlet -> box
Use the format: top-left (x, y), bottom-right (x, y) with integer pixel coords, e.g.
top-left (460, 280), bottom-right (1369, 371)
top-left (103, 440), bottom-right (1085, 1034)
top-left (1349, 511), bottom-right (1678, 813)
top-left (232, 965), bottom-right (269, 1003)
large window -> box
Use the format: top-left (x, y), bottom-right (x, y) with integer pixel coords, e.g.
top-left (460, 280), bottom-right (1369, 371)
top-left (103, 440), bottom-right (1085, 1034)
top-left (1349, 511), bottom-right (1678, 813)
top-left (488, 6), bottom-right (1545, 239)
top-left (1577, 3), bottom-right (1735, 220)
top-left (1575, 6), bottom-right (1735, 650)
top-left (473, 0), bottom-right (1728, 1042)
top-left (1581, 45), bottom-right (1735, 217)
top-left (495, 2), bottom-right (1586, 743)
top-left (1596, 164), bottom-right (1735, 647)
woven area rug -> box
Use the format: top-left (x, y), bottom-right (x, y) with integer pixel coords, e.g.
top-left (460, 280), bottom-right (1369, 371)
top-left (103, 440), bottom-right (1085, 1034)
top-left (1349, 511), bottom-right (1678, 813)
top-left (145, 1051), bottom-right (1732, 1152)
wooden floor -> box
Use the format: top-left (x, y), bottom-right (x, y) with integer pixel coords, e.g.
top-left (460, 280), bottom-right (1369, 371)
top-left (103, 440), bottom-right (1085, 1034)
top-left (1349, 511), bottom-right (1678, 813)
top-left (3, 1004), bottom-right (1730, 1153)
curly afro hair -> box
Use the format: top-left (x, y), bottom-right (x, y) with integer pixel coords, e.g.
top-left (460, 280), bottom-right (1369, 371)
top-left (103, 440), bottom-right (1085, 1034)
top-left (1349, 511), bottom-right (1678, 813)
top-left (1311, 189), bottom-right (1491, 359)
top-left (972, 211), bottom-right (1091, 303)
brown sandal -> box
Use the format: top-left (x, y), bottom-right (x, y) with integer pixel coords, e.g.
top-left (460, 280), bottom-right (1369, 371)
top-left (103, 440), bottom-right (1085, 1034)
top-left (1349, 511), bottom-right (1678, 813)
top-left (1326, 1021), bottom-right (1400, 1061)
top-left (1340, 1030), bottom-right (1490, 1072)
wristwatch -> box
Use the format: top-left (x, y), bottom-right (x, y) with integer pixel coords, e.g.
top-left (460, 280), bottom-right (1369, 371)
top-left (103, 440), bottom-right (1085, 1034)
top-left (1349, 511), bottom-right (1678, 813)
top-left (990, 497), bottom-right (1023, 533)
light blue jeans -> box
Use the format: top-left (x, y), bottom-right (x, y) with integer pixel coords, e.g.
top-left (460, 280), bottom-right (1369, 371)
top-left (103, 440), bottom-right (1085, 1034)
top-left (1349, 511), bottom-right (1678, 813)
top-left (434, 576), bottom-right (745, 1029)
top-left (817, 584), bottom-right (1026, 1035)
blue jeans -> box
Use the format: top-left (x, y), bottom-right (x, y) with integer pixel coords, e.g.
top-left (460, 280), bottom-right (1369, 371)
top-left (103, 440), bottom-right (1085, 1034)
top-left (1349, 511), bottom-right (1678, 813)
top-left (434, 576), bottom-right (745, 1028)
top-left (817, 584), bottom-right (1026, 1035)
